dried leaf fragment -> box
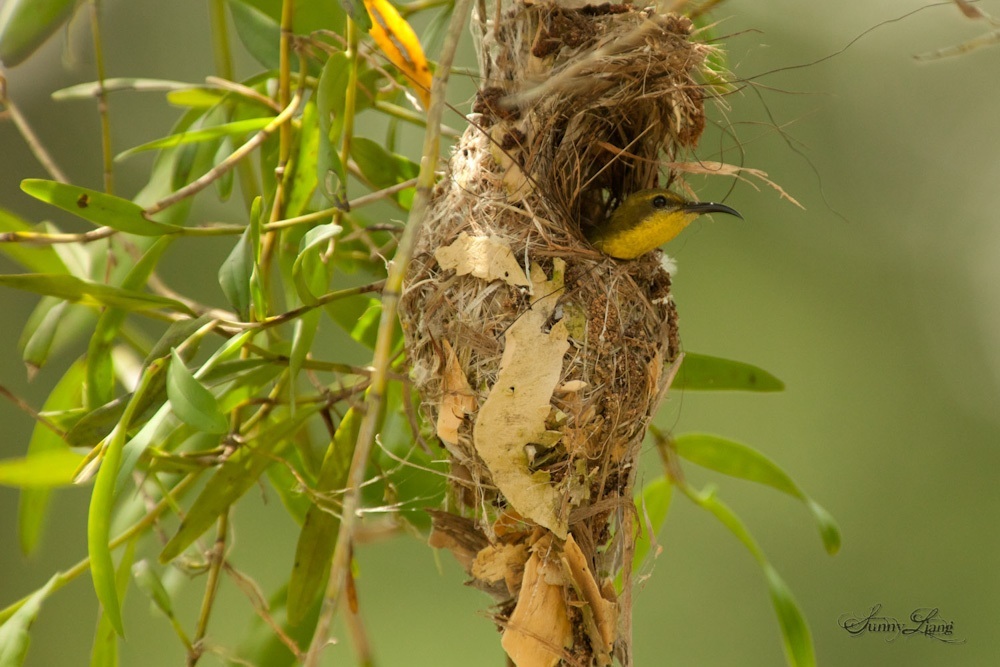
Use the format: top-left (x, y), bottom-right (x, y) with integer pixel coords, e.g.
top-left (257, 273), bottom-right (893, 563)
top-left (502, 542), bottom-right (572, 667)
top-left (436, 339), bottom-right (477, 452)
top-left (435, 232), bottom-right (531, 288)
top-left (474, 260), bottom-right (570, 537)
top-left (563, 533), bottom-right (617, 659)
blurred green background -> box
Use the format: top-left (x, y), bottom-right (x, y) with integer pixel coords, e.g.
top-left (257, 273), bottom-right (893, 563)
top-left (2, 0), bottom-right (998, 665)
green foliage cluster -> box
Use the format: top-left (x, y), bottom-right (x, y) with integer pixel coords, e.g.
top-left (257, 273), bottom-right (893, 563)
top-left (0, 1), bottom-right (838, 665)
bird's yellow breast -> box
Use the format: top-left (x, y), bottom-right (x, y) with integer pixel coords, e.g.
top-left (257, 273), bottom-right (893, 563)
top-left (588, 209), bottom-right (698, 260)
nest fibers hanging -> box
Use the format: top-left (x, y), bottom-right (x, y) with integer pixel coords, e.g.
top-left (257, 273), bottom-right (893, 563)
top-left (399, 2), bottom-right (717, 665)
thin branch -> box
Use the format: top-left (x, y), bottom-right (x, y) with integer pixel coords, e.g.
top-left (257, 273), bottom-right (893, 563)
top-left (143, 72), bottom-right (306, 217)
top-left (88, 0), bottom-right (115, 194)
top-left (0, 76), bottom-right (71, 183)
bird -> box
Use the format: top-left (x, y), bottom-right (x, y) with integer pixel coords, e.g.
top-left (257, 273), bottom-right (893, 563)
top-left (585, 189), bottom-right (743, 259)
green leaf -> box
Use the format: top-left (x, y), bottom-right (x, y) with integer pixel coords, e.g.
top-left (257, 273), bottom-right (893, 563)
top-left (0, 273), bottom-right (193, 314)
top-left (341, 0), bottom-right (372, 30)
top-left (0, 574), bottom-right (58, 667)
top-left (349, 137), bottom-right (418, 207)
top-left (51, 78), bottom-right (196, 100)
top-left (90, 539), bottom-right (137, 667)
top-left (325, 295), bottom-right (382, 350)
top-left (19, 361), bottom-right (86, 554)
top-left (0, 449), bottom-right (85, 488)
top-left (292, 223), bottom-right (341, 305)
top-left (286, 405), bottom-right (360, 624)
top-left (316, 52), bottom-right (350, 201)
top-left (167, 349), bottom-right (229, 435)
top-left (228, 0), bottom-right (281, 70)
top-left (131, 560), bottom-right (176, 620)
top-left (674, 353), bottom-right (784, 392)
top-left (219, 227), bottom-right (255, 321)
top-left (87, 358), bottom-right (168, 638)
top-left (285, 100), bottom-right (320, 219)
top-left (674, 433), bottom-right (840, 554)
top-left (116, 117), bottom-right (272, 161)
top-left (159, 406), bottom-right (320, 563)
top-left (0, 0), bottom-right (77, 67)
top-left (166, 88), bottom-right (227, 108)
top-left (0, 208), bottom-right (67, 273)
top-left (685, 485), bottom-right (815, 667)
top-left (289, 309), bottom-right (321, 392)
top-left (631, 476), bottom-right (673, 575)
top-left (19, 298), bottom-right (68, 375)
top-left (20, 180), bottom-right (181, 236)
top-left (87, 237), bottom-right (174, 409)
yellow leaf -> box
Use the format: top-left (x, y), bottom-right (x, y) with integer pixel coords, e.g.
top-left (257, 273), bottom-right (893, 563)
top-left (363, 0), bottom-right (432, 108)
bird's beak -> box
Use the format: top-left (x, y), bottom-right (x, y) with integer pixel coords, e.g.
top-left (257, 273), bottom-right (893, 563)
top-left (682, 201), bottom-right (743, 219)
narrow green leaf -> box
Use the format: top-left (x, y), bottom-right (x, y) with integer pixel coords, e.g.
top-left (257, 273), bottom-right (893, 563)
top-left (0, 0), bottom-right (77, 67)
top-left (65, 397), bottom-right (128, 450)
top-left (166, 88), bottom-right (227, 108)
top-left (631, 476), bottom-right (673, 575)
top-left (765, 564), bottom-right (815, 667)
top-left (289, 309), bottom-right (321, 391)
top-left (167, 349), bottom-right (229, 435)
top-left (0, 449), bottom-right (85, 488)
top-left (339, 0), bottom-right (371, 31)
top-left (19, 298), bottom-right (68, 374)
top-left (291, 223), bottom-right (341, 305)
top-left (286, 405), bottom-right (360, 624)
top-left (266, 458), bottom-right (313, 526)
top-left (0, 273), bottom-right (193, 314)
top-left (90, 539), bottom-right (137, 667)
top-left (88, 237), bottom-right (174, 409)
top-left (228, 0), bottom-right (281, 70)
top-left (132, 560), bottom-right (175, 619)
top-left (685, 485), bottom-right (815, 667)
top-left (0, 208), bottom-right (67, 273)
top-left (52, 78), bottom-right (196, 100)
top-left (116, 118), bottom-right (272, 161)
top-left (674, 353), bottom-right (784, 391)
top-left (219, 228), bottom-right (254, 321)
top-left (285, 101), bottom-right (320, 219)
top-left (159, 406), bottom-right (320, 563)
top-left (349, 137), bottom-right (418, 206)
top-left (0, 574), bottom-right (58, 667)
top-left (316, 52), bottom-right (350, 201)
top-left (674, 433), bottom-right (840, 554)
top-left (20, 180), bottom-right (181, 236)
top-left (215, 138), bottom-right (235, 201)
top-left (18, 361), bottom-right (86, 554)
top-left (325, 295), bottom-right (381, 350)
top-left (88, 357), bottom-right (167, 638)
top-left (88, 435), bottom-right (127, 637)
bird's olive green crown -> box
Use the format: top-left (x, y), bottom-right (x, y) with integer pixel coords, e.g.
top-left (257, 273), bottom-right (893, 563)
top-left (585, 188), bottom-right (742, 260)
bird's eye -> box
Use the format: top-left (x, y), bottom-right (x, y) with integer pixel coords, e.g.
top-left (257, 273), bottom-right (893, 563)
top-left (652, 195), bottom-right (668, 208)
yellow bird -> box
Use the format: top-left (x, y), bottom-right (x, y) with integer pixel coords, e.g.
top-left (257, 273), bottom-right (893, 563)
top-left (586, 189), bottom-right (743, 259)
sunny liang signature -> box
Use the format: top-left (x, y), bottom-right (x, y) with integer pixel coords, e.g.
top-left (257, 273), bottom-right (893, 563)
top-left (838, 604), bottom-right (965, 644)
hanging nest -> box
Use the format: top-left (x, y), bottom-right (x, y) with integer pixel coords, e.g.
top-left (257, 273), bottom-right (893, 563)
top-left (399, 2), bottom-right (717, 665)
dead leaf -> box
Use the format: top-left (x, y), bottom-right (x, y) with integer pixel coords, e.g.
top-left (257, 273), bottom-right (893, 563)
top-left (563, 534), bottom-right (617, 658)
top-left (501, 546), bottom-right (572, 667)
top-left (474, 260), bottom-right (569, 537)
top-left (436, 339), bottom-right (477, 452)
top-left (435, 232), bottom-right (531, 288)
